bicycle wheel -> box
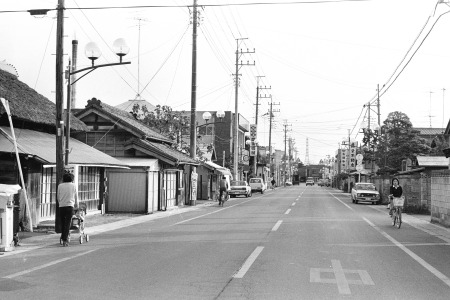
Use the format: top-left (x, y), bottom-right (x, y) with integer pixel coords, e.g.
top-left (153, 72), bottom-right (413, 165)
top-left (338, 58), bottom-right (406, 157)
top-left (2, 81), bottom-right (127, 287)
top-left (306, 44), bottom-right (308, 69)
top-left (396, 208), bottom-right (402, 229)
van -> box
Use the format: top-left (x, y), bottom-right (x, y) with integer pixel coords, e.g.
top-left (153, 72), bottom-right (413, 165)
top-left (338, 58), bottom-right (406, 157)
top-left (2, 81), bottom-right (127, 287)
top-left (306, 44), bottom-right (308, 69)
top-left (306, 177), bottom-right (314, 186)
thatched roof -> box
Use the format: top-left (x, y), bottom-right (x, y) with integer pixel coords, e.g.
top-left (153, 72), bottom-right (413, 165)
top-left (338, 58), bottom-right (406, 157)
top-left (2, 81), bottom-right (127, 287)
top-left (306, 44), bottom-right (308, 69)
top-left (0, 68), bottom-right (87, 132)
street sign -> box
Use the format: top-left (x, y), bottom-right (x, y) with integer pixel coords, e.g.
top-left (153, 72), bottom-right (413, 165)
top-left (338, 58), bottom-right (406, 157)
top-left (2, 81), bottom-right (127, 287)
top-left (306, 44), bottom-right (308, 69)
top-left (356, 154), bottom-right (363, 162)
top-left (356, 165), bottom-right (363, 172)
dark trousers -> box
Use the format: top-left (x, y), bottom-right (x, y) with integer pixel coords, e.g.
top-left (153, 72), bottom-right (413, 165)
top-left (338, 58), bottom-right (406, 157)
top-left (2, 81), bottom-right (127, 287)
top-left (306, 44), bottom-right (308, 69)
top-left (60, 206), bottom-right (73, 242)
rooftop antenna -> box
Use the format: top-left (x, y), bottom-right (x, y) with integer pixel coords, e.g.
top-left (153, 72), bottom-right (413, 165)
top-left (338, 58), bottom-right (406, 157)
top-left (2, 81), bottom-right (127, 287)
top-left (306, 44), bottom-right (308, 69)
top-left (428, 91), bottom-right (435, 128)
top-left (442, 88), bottom-right (446, 131)
top-left (134, 17), bottom-right (149, 100)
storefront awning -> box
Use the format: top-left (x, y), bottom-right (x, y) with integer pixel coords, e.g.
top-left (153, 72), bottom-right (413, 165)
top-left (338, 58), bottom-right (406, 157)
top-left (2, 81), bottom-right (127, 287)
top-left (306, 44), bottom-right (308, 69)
top-left (0, 126), bottom-right (129, 168)
top-left (204, 161), bottom-right (231, 175)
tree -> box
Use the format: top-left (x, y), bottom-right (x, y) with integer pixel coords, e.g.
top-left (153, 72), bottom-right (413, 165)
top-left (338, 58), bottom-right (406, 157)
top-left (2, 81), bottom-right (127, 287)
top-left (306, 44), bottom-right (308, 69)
top-left (131, 104), bottom-right (192, 152)
top-left (372, 111), bottom-right (430, 174)
top-left (429, 134), bottom-right (449, 156)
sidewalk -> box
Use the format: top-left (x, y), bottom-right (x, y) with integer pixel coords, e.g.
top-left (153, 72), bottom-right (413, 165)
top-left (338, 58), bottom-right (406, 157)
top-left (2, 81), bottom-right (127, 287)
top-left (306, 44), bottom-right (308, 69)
top-left (1, 200), bottom-right (217, 257)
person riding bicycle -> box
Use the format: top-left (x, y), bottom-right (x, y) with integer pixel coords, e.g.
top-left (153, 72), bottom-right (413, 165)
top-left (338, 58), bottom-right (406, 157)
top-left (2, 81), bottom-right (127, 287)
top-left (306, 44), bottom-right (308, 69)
top-left (389, 177), bottom-right (403, 216)
top-left (219, 176), bottom-right (229, 202)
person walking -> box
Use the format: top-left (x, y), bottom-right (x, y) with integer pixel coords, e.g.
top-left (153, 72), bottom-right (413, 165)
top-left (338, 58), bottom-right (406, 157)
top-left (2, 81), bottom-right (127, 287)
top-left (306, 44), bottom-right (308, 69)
top-left (219, 176), bottom-right (229, 203)
top-left (57, 173), bottom-right (78, 247)
top-left (388, 177), bottom-right (402, 216)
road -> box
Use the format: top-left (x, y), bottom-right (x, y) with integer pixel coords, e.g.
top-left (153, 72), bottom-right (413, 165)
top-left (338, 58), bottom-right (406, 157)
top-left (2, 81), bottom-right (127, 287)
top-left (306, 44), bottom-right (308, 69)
top-left (1, 185), bottom-right (450, 299)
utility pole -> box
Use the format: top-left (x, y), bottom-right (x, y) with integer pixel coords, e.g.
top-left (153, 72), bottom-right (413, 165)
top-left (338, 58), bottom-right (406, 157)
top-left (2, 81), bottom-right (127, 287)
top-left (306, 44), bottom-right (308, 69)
top-left (189, 0), bottom-right (199, 206)
top-left (54, 0), bottom-right (65, 233)
top-left (377, 84), bottom-right (381, 127)
top-left (267, 97), bottom-right (279, 180)
top-left (347, 129), bottom-right (351, 193)
top-left (282, 121), bottom-right (291, 187)
top-left (233, 39), bottom-right (255, 180)
top-left (254, 76), bottom-right (270, 176)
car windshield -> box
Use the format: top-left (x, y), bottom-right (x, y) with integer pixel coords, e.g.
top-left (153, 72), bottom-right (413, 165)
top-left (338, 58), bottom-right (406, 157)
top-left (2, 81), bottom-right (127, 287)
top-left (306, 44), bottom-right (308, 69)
top-left (249, 179), bottom-right (261, 183)
top-left (356, 184), bottom-right (376, 191)
top-left (231, 181), bottom-right (246, 186)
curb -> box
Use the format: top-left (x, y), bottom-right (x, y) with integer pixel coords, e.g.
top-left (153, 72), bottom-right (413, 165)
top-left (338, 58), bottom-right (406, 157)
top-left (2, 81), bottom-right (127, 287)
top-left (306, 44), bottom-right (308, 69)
top-left (1, 201), bottom-right (216, 257)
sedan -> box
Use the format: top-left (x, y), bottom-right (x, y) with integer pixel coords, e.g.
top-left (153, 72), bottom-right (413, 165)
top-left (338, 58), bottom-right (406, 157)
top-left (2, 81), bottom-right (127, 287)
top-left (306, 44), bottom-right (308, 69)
top-left (229, 180), bottom-right (252, 198)
top-left (351, 182), bottom-right (380, 204)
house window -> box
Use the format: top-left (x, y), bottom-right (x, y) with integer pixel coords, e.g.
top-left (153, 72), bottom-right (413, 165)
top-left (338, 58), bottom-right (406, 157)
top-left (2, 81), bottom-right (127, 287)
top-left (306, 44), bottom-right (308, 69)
top-left (78, 167), bottom-right (100, 211)
top-left (41, 167), bottom-right (56, 219)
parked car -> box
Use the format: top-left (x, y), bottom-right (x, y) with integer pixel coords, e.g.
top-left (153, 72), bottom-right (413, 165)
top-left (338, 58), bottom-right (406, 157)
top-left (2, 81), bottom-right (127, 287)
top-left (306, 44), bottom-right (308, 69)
top-left (249, 178), bottom-right (266, 194)
top-left (229, 180), bottom-right (252, 198)
top-left (306, 177), bottom-right (314, 186)
top-left (351, 182), bottom-right (380, 204)
top-left (285, 181), bottom-right (293, 186)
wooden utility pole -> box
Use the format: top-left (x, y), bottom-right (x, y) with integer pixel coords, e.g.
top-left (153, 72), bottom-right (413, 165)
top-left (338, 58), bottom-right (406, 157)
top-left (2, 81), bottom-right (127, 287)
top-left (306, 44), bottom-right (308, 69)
top-left (267, 97), bottom-right (279, 178)
top-left (189, 0), bottom-right (198, 206)
top-left (254, 77), bottom-right (270, 176)
top-left (55, 0), bottom-right (65, 233)
top-left (233, 39), bottom-right (254, 180)
top-left (282, 121), bottom-right (291, 187)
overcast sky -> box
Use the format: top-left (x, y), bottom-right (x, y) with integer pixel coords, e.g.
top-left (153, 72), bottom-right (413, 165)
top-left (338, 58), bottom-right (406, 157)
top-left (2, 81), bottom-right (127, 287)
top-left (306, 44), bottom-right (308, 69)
top-left (2, 0), bottom-right (450, 163)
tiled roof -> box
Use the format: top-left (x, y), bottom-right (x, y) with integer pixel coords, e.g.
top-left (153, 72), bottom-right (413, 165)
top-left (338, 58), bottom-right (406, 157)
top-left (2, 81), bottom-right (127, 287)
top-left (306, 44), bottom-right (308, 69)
top-left (0, 68), bottom-right (87, 132)
top-left (414, 127), bottom-right (446, 136)
top-left (124, 138), bottom-right (197, 166)
top-left (416, 156), bottom-right (448, 167)
top-left (0, 126), bottom-right (128, 167)
top-left (76, 98), bottom-right (171, 143)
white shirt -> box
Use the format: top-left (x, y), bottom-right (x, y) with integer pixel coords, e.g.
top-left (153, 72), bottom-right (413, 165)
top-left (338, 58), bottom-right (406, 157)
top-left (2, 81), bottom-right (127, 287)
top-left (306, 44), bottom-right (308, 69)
top-left (57, 182), bottom-right (78, 207)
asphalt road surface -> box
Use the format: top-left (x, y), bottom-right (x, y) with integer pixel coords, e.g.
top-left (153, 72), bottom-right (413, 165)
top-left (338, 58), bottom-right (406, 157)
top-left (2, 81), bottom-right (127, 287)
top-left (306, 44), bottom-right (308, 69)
top-left (1, 185), bottom-right (450, 299)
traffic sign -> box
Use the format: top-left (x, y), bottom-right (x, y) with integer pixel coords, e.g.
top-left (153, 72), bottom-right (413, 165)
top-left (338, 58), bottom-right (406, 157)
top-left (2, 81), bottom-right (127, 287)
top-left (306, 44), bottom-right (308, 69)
top-left (356, 165), bottom-right (363, 172)
top-left (356, 154), bottom-right (363, 162)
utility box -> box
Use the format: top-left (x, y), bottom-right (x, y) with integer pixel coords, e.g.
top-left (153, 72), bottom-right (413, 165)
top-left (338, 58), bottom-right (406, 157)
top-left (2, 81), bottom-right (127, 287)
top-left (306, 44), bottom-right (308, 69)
top-left (0, 184), bottom-right (21, 252)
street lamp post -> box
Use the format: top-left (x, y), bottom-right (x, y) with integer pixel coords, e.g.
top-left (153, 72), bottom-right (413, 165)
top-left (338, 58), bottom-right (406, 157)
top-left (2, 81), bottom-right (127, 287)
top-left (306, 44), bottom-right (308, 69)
top-left (55, 39), bottom-right (130, 232)
top-left (64, 39), bottom-right (131, 166)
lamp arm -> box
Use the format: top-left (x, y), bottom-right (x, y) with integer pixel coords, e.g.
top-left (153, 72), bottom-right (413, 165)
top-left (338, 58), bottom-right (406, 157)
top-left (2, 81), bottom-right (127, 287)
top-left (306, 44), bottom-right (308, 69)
top-left (70, 61), bottom-right (131, 85)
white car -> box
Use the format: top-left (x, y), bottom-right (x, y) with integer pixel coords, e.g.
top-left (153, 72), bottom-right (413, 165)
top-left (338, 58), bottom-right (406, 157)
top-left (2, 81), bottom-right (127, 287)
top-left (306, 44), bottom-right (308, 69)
top-left (351, 182), bottom-right (380, 205)
top-left (229, 180), bottom-right (252, 198)
top-left (249, 178), bottom-right (266, 194)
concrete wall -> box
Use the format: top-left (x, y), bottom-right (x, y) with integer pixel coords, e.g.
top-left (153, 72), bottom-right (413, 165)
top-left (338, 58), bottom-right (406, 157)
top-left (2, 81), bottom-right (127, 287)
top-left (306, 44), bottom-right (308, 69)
top-left (430, 170), bottom-right (450, 227)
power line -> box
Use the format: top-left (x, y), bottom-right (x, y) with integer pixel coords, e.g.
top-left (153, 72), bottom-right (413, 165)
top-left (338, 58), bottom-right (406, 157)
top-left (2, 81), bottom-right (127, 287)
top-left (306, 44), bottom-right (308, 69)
top-left (2, 1), bottom-right (373, 14)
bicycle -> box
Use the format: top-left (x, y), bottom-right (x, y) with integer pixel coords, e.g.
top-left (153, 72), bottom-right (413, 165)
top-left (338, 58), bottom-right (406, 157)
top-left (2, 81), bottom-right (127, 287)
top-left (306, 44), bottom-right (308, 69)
top-left (390, 195), bottom-right (405, 229)
top-left (219, 191), bottom-right (228, 207)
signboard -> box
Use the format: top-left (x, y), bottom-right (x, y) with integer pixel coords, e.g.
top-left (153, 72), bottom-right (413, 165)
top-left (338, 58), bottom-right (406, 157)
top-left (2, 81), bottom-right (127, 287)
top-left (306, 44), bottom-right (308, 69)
top-left (190, 172), bottom-right (198, 201)
top-left (241, 150), bottom-right (249, 165)
top-left (249, 124), bottom-right (257, 157)
top-left (356, 164), bottom-right (363, 172)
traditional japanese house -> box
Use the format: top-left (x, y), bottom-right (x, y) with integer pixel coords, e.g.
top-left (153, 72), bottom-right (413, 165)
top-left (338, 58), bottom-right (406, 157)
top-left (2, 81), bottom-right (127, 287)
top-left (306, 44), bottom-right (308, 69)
top-left (0, 68), bottom-right (128, 227)
top-left (73, 98), bottom-right (198, 212)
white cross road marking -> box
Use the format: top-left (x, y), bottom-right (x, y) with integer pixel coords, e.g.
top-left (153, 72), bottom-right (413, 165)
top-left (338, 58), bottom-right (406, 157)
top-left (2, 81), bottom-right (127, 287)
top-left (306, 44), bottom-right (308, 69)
top-left (272, 220), bottom-right (283, 231)
top-left (233, 246), bottom-right (264, 278)
top-left (285, 209), bottom-right (291, 215)
top-left (310, 259), bottom-right (374, 295)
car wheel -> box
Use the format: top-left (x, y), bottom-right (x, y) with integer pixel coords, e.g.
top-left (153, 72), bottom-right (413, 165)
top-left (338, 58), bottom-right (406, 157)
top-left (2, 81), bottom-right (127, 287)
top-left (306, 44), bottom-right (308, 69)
top-left (355, 200), bottom-right (358, 204)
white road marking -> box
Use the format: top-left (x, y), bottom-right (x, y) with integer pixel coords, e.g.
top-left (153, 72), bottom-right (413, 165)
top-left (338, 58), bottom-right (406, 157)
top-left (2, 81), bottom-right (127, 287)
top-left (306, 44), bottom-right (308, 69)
top-left (233, 246), bottom-right (264, 278)
top-left (310, 259), bottom-right (374, 295)
top-left (272, 220), bottom-right (283, 232)
top-left (329, 192), bottom-right (354, 211)
top-left (363, 217), bottom-right (450, 288)
top-left (292, 202), bottom-right (296, 206)
top-left (285, 209), bottom-right (291, 215)
top-left (173, 198), bottom-right (255, 225)
top-left (3, 249), bottom-right (96, 279)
